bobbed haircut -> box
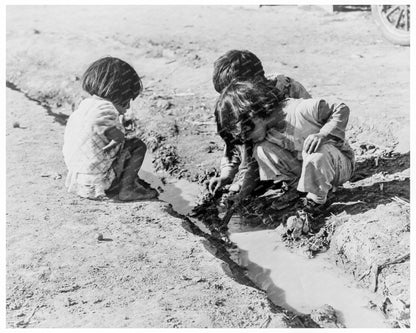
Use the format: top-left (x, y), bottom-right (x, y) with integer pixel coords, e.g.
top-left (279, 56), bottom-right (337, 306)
top-left (82, 57), bottom-right (143, 107)
top-left (214, 79), bottom-right (285, 145)
top-left (212, 50), bottom-right (265, 93)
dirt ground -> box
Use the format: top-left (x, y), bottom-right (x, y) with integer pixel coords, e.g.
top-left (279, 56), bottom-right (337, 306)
top-left (6, 5), bottom-right (411, 328)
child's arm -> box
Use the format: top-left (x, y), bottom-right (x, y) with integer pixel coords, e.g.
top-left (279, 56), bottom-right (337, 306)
top-left (92, 102), bottom-right (126, 152)
top-left (208, 143), bottom-right (241, 194)
top-left (236, 155), bottom-right (259, 198)
top-left (303, 99), bottom-right (350, 153)
top-left (317, 100), bottom-right (350, 141)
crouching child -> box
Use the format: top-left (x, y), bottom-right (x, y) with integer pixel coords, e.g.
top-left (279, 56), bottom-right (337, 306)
top-left (208, 49), bottom-right (312, 197)
top-left (63, 57), bottom-right (158, 201)
top-left (214, 79), bottom-right (355, 231)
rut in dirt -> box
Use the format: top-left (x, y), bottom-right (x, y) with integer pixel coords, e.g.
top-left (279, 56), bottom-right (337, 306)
top-left (6, 81), bottom-right (69, 126)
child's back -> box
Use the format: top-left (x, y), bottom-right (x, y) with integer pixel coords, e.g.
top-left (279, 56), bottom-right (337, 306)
top-left (63, 96), bottom-right (124, 174)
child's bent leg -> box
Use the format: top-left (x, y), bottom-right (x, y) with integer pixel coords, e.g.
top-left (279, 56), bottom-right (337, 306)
top-left (254, 141), bottom-right (302, 183)
top-left (118, 139), bottom-right (158, 201)
top-left (285, 145), bottom-right (352, 235)
top-left (298, 144), bottom-right (353, 204)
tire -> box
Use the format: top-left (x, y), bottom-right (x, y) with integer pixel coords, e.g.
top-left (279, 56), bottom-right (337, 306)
top-left (371, 5), bottom-right (410, 46)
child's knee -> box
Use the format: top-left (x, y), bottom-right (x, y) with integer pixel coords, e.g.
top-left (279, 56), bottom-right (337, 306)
top-left (126, 138), bottom-right (147, 154)
top-left (136, 140), bottom-right (147, 153)
top-left (255, 141), bottom-right (284, 160)
top-left (303, 151), bottom-right (325, 167)
top-left (302, 144), bottom-right (334, 167)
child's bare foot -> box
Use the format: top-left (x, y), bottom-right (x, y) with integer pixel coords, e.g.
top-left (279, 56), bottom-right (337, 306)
top-left (118, 185), bottom-right (158, 201)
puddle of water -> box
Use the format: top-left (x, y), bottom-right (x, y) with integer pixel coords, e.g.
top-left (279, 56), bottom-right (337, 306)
top-left (229, 229), bottom-right (388, 328)
top-left (139, 155), bottom-right (388, 328)
top-left (139, 154), bottom-right (202, 216)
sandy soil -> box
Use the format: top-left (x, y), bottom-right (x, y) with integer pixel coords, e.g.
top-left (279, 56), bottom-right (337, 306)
top-left (6, 5), bottom-right (410, 328)
top-left (7, 87), bottom-right (316, 328)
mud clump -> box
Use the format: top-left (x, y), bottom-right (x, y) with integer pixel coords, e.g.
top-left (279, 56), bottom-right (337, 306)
top-left (152, 144), bottom-right (187, 176)
top-left (310, 304), bottom-right (345, 328)
top-left (144, 131), bottom-right (167, 152)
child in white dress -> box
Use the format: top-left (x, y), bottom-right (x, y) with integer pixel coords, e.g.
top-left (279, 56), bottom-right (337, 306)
top-left (63, 57), bottom-right (158, 201)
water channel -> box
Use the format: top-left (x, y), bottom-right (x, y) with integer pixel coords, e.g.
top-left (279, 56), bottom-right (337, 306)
top-left (139, 155), bottom-right (388, 328)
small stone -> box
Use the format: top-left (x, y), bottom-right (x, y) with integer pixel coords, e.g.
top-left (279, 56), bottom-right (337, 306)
top-left (156, 100), bottom-right (173, 110)
top-left (367, 300), bottom-right (377, 309)
top-left (97, 233), bottom-right (104, 241)
top-left (58, 284), bottom-right (80, 293)
top-left (13, 121), bottom-right (20, 128)
top-left (286, 216), bottom-right (297, 230)
top-left (10, 303), bottom-right (22, 310)
top-left (53, 173), bottom-right (62, 180)
top-left (304, 249), bottom-right (314, 259)
top-left (66, 298), bottom-right (77, 307)
top-left (192, 276), bottom-right (206, 283)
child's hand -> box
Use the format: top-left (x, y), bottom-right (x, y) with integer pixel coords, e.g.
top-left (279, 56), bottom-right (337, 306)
top-left (224, 192), bottom-right (242, 209)
top-left (208, 176), bottom-right (227, 194)
top-left (102, 140), bottom-right (119, 152)
top-left (303, 133), bottom-right (327, 154)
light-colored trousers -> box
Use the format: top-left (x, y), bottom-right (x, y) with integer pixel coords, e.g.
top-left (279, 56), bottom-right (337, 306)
top-left (253, 142), bottom-right (353, 202)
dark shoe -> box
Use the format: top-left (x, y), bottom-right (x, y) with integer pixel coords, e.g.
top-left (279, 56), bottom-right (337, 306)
top-left (269, 182), bottom-right (301, 210)
top-left (271, 189), bottom-right (301, 210)
top-left (300, 198), bottom-right (331, 217)
top-left (118, 182), bottom-right (158, 201)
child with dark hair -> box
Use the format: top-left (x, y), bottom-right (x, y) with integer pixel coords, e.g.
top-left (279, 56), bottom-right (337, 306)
top-left (212, 49), bottom-right (311, 97)
top-left (63, 57), bottom-right (158, 201)
top-left (209, 50), bottom-right (311, 197)
top-left (215, 80), bottom-right (354, 230)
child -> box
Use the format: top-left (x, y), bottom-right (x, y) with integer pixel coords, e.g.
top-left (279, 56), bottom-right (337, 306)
top-left (208, 50), bottom-right (311, 197)
top-left (214, 79), bottom-right (354, 229)
top-left (63, 57), bottom-right (158, 201)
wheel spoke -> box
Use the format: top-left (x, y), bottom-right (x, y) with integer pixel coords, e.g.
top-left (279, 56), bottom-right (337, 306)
top-left (404, 7), bottom-right (409, 31)
top-left (396, 9), bottom-right (404, 28)
top-left (385, 5), bottom-right (399, 19)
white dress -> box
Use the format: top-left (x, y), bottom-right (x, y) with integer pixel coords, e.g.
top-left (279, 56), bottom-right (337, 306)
top-left (62, 96), bottom-right (125, 199)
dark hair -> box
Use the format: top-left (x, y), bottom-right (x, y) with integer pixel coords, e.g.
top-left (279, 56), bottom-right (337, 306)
top-left (214, 79), bottom-right (285, 144)
top-left (212, 50), bottom-right (265, 93)
top-left (82, 57), bottom-right (143, 107)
